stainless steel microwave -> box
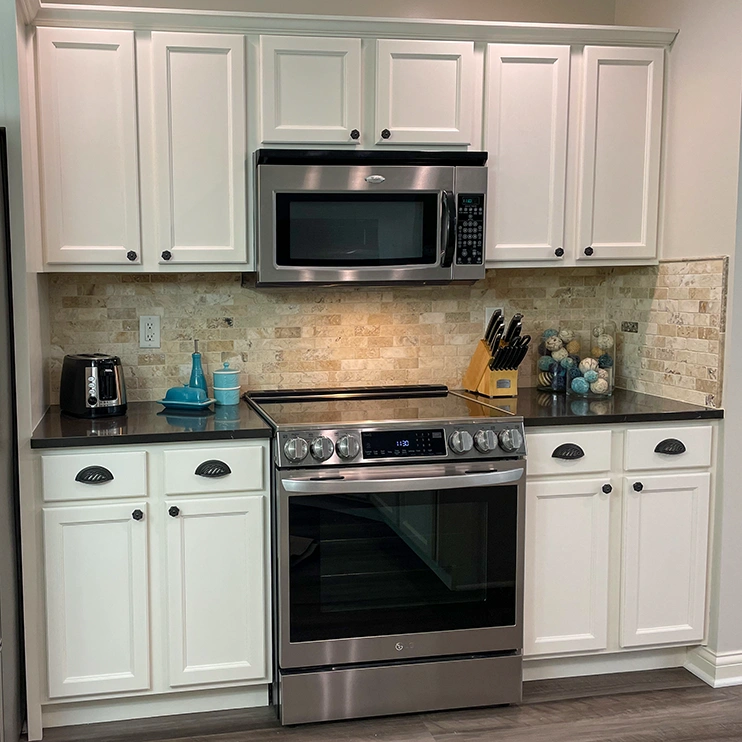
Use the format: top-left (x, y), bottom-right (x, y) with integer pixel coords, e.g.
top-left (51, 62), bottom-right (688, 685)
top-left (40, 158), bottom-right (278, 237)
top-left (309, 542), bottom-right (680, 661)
top-left (255, 150), bottom-right (487, 286)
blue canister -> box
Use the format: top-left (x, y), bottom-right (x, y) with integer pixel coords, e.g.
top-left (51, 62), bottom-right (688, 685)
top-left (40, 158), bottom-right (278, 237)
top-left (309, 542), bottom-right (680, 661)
top-left (213, 362), bottom-right (241, 406)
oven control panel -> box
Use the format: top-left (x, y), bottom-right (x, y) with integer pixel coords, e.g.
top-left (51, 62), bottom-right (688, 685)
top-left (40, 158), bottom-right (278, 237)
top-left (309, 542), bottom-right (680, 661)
top-left (456, 194), bottom-right (484, 266)
top-left (276, 423), bottom-right (525, 468)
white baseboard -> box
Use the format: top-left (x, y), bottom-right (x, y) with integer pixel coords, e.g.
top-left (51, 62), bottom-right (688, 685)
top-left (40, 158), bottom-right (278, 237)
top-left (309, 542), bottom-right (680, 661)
top-left (524, 647), bottom-right (690, 681)
top-left (41, 685), bottom-right (269, 729)
top-left (685, 646), bottom-right (742, 688)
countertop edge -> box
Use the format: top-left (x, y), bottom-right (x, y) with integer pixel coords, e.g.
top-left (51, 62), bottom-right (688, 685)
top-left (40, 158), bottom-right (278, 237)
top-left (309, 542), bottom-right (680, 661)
top-left (523, 409), bottom-right (724, 427)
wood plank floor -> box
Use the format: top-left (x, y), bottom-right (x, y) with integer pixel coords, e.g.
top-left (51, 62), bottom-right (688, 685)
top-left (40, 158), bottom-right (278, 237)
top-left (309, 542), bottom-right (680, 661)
top-left (31, 668), bottom-right (739, 742)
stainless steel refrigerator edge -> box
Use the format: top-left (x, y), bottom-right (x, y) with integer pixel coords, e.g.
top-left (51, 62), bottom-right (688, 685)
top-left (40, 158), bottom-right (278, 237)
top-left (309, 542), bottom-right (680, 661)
top-left (0, 128), bottom-right (26, 740)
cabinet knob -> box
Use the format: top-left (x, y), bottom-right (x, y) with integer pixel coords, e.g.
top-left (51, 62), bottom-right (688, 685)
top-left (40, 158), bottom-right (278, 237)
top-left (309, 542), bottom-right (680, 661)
top-left (633, 482), bottom-right (644, 492)
top-left (132, 509), bottom-right (144, 521)
top-left (602, 484), bottom-right (612, 494)
top-left (381, 128), bottom-right (391, 140)
top-left (350, 129), bottom-right (360, 140)
top-left (195, 460), bottom-right (232, 478)
top-left (169, 506), bottom-right (180, 517)
top-left (161, 250), bottom-right (172, 261)
top-left (584, 246), bottom-right (594, 256)
top-left (75, 465), bottom-right (114, 485)
top-left (126, 251), bottom-right (138, 262)
top-left (554, 247), bottom-right (564, 258)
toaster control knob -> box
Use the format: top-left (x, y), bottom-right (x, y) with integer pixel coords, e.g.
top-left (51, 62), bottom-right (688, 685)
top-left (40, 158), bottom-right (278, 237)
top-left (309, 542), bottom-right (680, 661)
top-left (87, 396), bottom-right (97, 406)
top-left (310, 436), bottom-right (335, 462)
top-left (449, 430), bottom-right (474, 454)
top-left (499, 428), bottom-right (524, 453)
top-left (284, 437), bottom-right (309, 463)
top-left (474, 429), bottom-right (499, 453)
top-left (336, 434), bottom-right (360, 460)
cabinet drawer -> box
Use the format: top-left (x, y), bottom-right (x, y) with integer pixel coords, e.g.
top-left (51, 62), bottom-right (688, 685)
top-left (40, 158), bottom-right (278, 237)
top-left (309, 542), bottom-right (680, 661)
top-left (624, 425), bottom-right (713, 471)
top-left (42, 451), bottom-right (147, 502)
top-left (163, 444), bottom-right (266, 495)
top-left (526, 430), bottom-right (612, 476)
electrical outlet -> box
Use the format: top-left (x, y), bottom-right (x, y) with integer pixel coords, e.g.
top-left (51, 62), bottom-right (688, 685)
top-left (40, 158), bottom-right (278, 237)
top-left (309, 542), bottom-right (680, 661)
top-left (485, 307), bottom-right (503, 327)
top-left (621, 321), bottom-right (639, 333)
top-left (139, 315), bottom-right (161, 348)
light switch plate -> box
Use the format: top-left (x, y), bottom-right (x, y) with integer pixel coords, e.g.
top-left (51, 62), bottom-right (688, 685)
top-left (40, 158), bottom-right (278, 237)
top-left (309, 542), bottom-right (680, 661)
top-left (139, 315), bottom-right (161, 348)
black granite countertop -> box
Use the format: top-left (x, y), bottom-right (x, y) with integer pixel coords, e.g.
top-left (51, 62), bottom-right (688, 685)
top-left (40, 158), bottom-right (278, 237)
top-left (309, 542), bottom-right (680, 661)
top-left (476, 387), bottom-right (724, 427)
top-left (31, 401), bottom-right (273, 449)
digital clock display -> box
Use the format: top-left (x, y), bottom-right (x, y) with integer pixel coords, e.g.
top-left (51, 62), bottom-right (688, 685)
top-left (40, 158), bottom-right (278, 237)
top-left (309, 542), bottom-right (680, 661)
top-left (362, 429), bottom-right (446, 459)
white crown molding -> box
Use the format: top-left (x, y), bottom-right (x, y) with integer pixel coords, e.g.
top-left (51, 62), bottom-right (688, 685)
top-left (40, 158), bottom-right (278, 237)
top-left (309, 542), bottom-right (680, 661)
top-left (685, 646), bottom-right (742, 688)
top-left (17, 0), bottom-right (41, 25)
top-left (32, 3), bottom-right (679, 45)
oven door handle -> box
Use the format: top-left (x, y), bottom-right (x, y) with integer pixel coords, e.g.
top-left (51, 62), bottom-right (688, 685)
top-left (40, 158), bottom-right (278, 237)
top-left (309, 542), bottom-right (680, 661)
top-left (282, 467), bottom-right (523, 494)
top-left (440, 190), bottom-right (456, 267)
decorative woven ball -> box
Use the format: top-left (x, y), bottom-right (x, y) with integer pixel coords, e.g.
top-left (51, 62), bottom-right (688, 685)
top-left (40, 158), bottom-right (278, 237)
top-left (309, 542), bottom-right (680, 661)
top-left (579, 357), bottom-right (599, 373)
top-left (538, 371), bottom-right (554, 387)
top-left (567, 367), bottom-right (581, 382)
top-left (590, 378), bottom-right (610, 395)
top-left (571, 377), bottom-right (590, 395)
top-left (584, 369), bottom-right (599, 383)
top-left (545, 335), bottom-right (564, 352)
top-left (558, 328), bottom-right (574, 343)
top-left (538, 341), bottom-right (547, 356)
top-left (597, 368), bottom-right (609, 380)
top-left (543, 328), bottom-right (559, 339)
top-left (593, 325), bottom-right (605, 338)
top-left (551, 348), bottom-right (569, 362)
top-left (591, 346), bottom-right (603, 358)
top-left (566, 339), bottom-right (581, 355)
top-left (560, 356), bottom-right (576, 369)
top-left (597, 333), bottom-right (614, 350)
top-left (598, 353), bottom-right (614, 369)
top-left (538, 355), bottom-right (553, 371)
top-left (553, 372), bottom-right (567, 391)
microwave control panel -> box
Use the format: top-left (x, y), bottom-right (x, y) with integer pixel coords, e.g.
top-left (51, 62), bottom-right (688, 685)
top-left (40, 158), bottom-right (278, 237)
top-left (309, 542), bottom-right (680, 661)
top-left (456, 194), bottom-right (484, 265)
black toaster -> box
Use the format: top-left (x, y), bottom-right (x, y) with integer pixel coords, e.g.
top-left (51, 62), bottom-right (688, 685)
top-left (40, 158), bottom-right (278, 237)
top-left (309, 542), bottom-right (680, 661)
top-left (60, 354), bottom-right (127, 417)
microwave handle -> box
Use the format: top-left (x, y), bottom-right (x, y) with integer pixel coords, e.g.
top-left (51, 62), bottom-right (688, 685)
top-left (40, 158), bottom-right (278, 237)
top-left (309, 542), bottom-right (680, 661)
top-left (440, 190), bottom-right (456, 267)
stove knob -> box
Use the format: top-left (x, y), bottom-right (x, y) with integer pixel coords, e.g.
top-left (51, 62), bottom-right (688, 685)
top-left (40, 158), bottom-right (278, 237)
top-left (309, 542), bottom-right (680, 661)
top-left (449, 430), bottom-right (474, 454)
top-left (499, 428), bottom-right (524, 453)
top-left (336, 434), bottom-right (360, 460)
top-left (474, 429), bottom-right (499, 454)
top-left (310, 436), bottom-right (335, 462)
top-left (283, 436), bottom-right (309, 463)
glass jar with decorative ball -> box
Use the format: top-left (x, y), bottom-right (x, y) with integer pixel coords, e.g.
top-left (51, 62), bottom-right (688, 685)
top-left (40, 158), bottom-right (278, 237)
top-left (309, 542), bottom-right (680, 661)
top-left (535, 325), bottom-right (585, 394)
top-left (566, 320), bottom-right (616, 399)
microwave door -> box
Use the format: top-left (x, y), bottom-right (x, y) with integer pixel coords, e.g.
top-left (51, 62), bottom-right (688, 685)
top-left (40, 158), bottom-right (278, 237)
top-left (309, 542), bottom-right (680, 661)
top-left (257, 165), bottom-right (456, 286)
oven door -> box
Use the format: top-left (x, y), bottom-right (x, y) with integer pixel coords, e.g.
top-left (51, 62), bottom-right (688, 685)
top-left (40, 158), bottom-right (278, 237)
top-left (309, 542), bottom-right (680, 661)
top-left (276, 460), bottom-right (524, 669)
top-left (257, 165), bottom-right (457, 285)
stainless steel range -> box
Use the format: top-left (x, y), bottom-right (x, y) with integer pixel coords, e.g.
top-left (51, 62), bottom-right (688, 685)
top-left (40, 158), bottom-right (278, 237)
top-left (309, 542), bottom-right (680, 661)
top-left (247, 385), bottom-right (526, 725)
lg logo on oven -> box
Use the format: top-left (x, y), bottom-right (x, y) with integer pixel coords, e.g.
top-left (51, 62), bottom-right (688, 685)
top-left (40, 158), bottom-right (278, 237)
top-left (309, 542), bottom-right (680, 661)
top-left (395, 642), bottom-right (414, 652)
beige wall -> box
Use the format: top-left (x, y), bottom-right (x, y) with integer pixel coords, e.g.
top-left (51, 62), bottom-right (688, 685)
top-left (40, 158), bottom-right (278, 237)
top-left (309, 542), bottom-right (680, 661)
top-left (41, 0), bottom-right (617, 24)
top-left (615, 0), bottom-right (742, 261)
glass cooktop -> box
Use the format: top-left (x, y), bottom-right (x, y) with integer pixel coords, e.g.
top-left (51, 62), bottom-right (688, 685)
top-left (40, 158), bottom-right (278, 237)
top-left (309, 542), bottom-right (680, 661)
top-left (247, 385), bottom-right (515, 429)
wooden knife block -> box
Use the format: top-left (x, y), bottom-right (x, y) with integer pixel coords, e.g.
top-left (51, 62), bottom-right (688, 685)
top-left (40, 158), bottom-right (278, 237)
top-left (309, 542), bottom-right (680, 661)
top-left (462, 339), bottom-right (519, 398)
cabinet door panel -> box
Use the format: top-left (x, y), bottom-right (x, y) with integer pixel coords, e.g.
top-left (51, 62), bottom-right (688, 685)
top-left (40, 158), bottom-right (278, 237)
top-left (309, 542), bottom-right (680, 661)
top-left (36, 28), bottom-right (141, 265)
top-left (577, 47), bottom-right (664, 261)
top-left (152, 33), bottom-right (247, 265)
top-left (44, 503), bottom-right (150, 698)
top-left (260, 36), bottom-right (362, 144)
top-left (166, 496), bottom-right (266, 686)
top-left (525, 478), bottom-right (611, 656)
top-left (485, 44), bottom-right (569, 263)
top-left (621, 472), bottom-right (710, 647)
top-left (376, 40), bottom-right (475, 145)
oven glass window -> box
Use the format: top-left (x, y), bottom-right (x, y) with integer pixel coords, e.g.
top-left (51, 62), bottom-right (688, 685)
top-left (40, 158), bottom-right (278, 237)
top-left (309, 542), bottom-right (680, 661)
top-left (275, 194), bottom-right (439, 266)
top-left (287, 486), bottom-right (518, 642)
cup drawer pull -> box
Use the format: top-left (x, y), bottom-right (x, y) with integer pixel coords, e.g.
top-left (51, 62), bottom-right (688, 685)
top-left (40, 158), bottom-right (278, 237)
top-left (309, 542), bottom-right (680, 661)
top-left (195, 460), bottom-right (232, 478)
top-left (75, 466), bottom-right (114, 485)
top-left (552, 443), bottom-right (585, 460)
top-left (654, 438), bottom-right (687, 455)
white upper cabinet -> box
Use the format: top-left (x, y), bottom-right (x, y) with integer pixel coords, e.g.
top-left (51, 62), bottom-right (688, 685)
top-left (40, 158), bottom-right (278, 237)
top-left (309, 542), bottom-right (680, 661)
top-left (620, 472), bottom-right (711, 648)
top-left (375, 39), bottom-right (475, 146)
top-left (36, 28), bottom-right (141, 265)
top-left (485, 44), bottom-right (570, 263)
top-left (576, 46), bottom-right (664, 262)
top-left (260, 36), bottom-right (362, 144)
top-left (151, 32), bottom-right (247, 265)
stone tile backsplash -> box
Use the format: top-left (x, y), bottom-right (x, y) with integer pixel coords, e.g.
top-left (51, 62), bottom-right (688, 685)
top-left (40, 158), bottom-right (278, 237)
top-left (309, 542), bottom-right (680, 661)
top-left (47, 257), bottom-right (727, 407)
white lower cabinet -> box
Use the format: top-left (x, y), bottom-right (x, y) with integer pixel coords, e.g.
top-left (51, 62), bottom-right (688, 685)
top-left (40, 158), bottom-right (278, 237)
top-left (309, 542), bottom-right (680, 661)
top-left (524, 478), bottom-right (611, 656)
top-left (620, 472), bottom-right (711, 648)
top-left (43, 503), bottom-right (151, 698)
top-left (166, 496), bottom-right (266, 686)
